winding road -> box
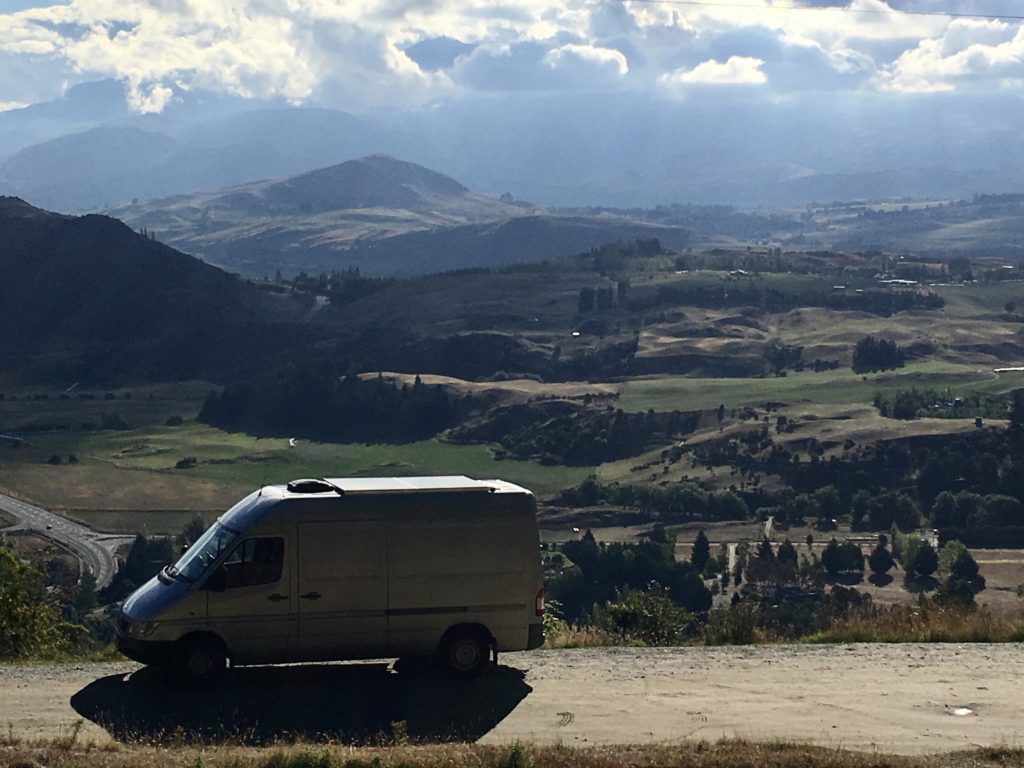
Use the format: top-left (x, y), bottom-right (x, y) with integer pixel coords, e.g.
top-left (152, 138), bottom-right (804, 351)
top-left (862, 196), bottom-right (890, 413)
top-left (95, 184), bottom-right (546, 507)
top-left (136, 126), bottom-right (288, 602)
top-left (0, 492), bottom-right (132, 588)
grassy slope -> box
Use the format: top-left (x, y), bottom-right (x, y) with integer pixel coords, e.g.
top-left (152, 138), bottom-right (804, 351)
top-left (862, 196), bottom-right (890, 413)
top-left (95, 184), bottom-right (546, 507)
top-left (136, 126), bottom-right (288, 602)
top-left (617, 360), bottom-right (999, 412)
top-left (0, 423), bottom-right (592, 532)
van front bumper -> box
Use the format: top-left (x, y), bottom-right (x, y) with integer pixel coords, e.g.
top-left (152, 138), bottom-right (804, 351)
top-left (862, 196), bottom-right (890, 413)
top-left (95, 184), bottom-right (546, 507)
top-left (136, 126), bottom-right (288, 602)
top-left (115, 630), bottom-right (175, 666)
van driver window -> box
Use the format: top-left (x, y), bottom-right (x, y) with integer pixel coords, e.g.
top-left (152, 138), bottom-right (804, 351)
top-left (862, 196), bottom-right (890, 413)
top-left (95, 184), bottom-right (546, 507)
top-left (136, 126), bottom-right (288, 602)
top-left (221, 537), bottom-right (284, 588)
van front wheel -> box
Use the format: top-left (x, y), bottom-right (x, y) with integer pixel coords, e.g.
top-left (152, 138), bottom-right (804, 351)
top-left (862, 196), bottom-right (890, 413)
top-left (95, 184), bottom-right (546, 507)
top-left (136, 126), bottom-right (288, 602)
top-left (175, 636), bottom-right (227, 687)
top-left (440, 628), bottom-right (490, 678)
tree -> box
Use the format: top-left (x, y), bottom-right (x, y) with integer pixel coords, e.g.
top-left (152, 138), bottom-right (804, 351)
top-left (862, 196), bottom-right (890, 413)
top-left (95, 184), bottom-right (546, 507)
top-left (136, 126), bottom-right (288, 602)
top-left (0, 547), bottom-right (72, 658)
top-left (617, 279), bottom-right (630, 306)
top-left (819, 540), bottom-right (841, 577)
top-left (1011, 390), bottom-right (1024, 434)
top-left (852, 335), bottom-right (905, 374)
top-left (179, 514), bottom-right (208, 547)
top-left (821, 539), bottom-right (864, 581)
top-left (868, 544), bottom-right (894, 578)
top-left (907, 540), bottom-right (938, 578)
top-left (935, 540), bottom-right (985, 605)
top-left (691, 530), bottom-right (710, 573)
top-left (777, 539), bottom-right (798, 567)
top-left (756, 537), bottom-right (775, 562)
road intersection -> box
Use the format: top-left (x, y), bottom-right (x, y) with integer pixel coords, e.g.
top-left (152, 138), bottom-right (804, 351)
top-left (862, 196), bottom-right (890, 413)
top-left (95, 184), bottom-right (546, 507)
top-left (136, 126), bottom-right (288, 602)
top-left (0, 492), bottom-right (132, 589)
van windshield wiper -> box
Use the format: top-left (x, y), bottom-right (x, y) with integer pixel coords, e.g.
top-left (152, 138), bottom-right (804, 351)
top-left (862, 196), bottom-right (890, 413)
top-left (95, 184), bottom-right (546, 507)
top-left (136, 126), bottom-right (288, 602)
top-left (161, 565), bottom-right (188, 584)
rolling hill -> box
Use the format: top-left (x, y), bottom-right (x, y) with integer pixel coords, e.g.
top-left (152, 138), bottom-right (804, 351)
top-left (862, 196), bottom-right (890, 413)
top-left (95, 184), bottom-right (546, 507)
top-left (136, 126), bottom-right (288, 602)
top-left (0, 197), bottom-right (311, 384)
top-left (110, 155), bottom-right (691, 277)
top-left (0, 106), bottom-right (383, 213)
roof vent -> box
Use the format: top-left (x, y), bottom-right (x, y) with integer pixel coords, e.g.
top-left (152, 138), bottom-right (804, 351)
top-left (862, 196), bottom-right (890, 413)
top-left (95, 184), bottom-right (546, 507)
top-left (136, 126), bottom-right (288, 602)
top-left (286, 478), bottom-right (340, 494)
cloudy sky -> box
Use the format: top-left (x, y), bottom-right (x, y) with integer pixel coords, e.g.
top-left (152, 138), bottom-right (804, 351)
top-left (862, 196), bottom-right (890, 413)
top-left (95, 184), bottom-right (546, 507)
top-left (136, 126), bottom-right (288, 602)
top-left (1, 0), bottom-right (1024, 115)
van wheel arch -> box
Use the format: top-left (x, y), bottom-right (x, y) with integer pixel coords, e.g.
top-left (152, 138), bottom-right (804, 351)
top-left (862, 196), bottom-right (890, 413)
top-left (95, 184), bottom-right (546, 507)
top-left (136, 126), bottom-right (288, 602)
top-left (174, 632), bottom-right (229, 687)
top-left (437, 623), bottom-right (494, 678)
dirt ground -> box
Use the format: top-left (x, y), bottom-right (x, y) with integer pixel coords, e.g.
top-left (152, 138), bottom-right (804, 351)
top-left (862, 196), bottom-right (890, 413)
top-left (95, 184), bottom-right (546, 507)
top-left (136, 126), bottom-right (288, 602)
top-left (4, 644), bottom-right (1024, 755)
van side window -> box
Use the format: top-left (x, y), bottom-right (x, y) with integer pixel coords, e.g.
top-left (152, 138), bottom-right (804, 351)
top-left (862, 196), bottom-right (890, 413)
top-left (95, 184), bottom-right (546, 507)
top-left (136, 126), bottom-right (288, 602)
top-left (221, 537), bottom-right (284, 588)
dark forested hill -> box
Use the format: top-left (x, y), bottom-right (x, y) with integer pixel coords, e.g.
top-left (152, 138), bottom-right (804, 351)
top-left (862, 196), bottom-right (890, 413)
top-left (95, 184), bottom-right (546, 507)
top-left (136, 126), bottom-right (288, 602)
top-left (0, 197), bottom-right (309, 384)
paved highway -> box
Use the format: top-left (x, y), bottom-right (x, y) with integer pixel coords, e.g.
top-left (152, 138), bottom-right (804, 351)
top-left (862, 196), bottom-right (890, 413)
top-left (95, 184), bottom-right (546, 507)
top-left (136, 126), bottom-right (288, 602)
top-left (0, 492), bottom-right (133, 589)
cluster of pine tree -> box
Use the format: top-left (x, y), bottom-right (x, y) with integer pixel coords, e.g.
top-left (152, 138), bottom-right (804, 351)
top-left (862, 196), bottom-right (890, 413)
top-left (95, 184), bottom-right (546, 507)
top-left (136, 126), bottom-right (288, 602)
top-left (199, 368), bottom-right (459, 443)
top-left (852, 335), bottom-right (905, 373)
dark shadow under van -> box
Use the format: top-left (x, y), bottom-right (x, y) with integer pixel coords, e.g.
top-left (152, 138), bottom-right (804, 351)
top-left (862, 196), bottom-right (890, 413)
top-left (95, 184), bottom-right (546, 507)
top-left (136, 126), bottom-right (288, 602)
top-left (70, 662), bottom-right (532, 745)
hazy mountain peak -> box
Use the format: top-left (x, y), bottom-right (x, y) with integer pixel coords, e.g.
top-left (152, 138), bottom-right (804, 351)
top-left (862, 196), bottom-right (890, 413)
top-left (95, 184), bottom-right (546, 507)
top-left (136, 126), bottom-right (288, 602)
top-left (255, 154), bottom-right (472, 214)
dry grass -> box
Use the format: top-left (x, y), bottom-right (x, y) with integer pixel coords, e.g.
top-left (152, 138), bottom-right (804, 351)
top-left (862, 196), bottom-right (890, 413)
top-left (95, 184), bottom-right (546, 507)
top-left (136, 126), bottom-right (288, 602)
top-left (541, 624), bottom-right (625, 649)
top-left (2, 740), bottom-right (1024, 768)
top-left (807, 603), bottom-right (1024, 644)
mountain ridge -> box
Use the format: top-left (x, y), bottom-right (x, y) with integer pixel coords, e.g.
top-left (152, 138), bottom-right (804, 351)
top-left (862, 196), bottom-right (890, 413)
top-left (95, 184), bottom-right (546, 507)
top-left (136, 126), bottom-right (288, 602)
top-left (0, 198), bottom-right (310, 384)
top-left (110, 155), bottom-right (690, 277)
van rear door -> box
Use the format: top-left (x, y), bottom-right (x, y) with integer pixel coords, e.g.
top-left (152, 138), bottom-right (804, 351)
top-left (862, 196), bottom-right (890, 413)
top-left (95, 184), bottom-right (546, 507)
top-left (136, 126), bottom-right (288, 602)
top-left (296, 521), bottom-right (387, 660)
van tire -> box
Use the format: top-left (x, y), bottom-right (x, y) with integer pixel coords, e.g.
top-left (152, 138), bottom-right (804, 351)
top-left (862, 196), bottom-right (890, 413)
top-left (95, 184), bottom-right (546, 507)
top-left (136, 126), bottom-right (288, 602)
top-left (174, 635), bottom-right (227, 687)
top-left (440, 627), bottom-right (490, 678)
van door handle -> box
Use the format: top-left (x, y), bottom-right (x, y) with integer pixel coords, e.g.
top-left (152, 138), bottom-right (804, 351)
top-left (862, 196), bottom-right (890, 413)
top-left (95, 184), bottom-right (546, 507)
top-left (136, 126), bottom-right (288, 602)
top-left (300, 591), bottom-right (322, 600)
top-left (267, 593), bottom-right (288, 602)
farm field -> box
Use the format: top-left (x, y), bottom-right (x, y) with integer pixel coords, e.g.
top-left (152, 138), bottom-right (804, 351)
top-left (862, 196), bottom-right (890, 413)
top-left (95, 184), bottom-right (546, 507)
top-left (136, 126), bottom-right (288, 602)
top-left (0, 382), bottom-right (212, 431)
top-left (0, 422), bottom-right (594, 533)
top-left (617, 361), bottom-right (1006, 413)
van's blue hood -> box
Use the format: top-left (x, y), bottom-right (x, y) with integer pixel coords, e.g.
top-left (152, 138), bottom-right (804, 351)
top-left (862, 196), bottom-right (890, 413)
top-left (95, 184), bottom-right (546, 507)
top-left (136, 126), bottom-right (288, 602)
top-left (122, 573), bottom-right (193, 622)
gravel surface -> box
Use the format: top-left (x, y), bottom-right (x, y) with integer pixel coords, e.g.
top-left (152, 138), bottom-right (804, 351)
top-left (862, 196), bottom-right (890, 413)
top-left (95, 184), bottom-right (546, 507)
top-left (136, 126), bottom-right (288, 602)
top-left (2, 645), bottom-right (1022, 754)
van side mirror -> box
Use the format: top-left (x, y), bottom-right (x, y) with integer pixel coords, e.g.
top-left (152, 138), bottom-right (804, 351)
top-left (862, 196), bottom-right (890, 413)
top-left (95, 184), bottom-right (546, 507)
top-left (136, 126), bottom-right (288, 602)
top-left (204, 568), bottom-right (226, 592)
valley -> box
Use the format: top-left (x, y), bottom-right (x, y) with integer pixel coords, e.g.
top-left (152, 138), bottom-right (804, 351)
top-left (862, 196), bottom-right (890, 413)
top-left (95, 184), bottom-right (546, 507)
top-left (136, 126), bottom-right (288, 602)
top-left (3, 193), bottom-right (1024, 639)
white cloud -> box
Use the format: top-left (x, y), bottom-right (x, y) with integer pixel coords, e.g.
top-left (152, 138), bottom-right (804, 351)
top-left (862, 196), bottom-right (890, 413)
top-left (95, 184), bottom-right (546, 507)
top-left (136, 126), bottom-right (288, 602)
top-left (880, 20), bottom-right (1024, 93)
top-left (661, 55), bottom-right (767, 86)
top-left (544, 43), bottom-right (628, 77)
top-left (0, 0), bottom-right (1023, 111)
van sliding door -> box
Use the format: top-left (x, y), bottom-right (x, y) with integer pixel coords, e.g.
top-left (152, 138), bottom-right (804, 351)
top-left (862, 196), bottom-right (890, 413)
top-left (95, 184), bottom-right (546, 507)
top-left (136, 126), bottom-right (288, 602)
top-left (296, 521), bottom-right (387, 661)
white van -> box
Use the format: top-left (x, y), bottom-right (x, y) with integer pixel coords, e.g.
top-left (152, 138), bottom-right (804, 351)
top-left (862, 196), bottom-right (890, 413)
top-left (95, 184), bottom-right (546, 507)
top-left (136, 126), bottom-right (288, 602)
top-left (116, 476), bottom-right (545, 685)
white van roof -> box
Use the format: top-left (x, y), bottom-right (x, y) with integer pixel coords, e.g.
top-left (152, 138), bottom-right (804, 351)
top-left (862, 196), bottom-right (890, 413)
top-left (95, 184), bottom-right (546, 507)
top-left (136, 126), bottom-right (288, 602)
top-left (321, 475), bottom-right (531, 495)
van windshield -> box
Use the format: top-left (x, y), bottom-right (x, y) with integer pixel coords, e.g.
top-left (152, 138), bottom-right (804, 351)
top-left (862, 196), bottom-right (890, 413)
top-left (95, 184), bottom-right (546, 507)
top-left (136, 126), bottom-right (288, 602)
top-left (168, 522), bottom-right (238, 583)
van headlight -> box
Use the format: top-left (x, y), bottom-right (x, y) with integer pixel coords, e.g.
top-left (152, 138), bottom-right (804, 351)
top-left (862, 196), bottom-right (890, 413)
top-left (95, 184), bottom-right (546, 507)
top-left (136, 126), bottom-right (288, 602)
top-left (122, 618), bottom-right (160, 638)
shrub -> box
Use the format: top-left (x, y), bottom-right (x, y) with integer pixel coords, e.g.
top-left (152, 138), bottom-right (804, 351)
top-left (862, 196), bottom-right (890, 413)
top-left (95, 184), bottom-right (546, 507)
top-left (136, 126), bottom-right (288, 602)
top-left (593, 584), bottom-right (692, 645)
top-left (0, 547), bottom-right (75, 658)
top-left (702, 605), bottom-right (758, 645)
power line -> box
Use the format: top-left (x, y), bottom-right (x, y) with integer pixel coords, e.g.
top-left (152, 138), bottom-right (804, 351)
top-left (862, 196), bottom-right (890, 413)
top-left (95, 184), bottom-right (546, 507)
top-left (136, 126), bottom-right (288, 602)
top-left (626, 0), bottom-right (1024, 23)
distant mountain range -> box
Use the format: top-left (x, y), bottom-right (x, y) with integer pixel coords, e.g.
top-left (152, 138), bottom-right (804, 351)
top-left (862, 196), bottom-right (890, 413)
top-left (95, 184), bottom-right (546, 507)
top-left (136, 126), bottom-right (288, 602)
top-left (109, 155), bottom-right (692, 277)
top-left (5, 80), bottom-right (1024, 214)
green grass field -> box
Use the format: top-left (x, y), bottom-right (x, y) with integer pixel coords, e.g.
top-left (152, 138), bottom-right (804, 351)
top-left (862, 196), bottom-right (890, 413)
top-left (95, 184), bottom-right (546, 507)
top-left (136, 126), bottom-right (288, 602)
top-left (935, 281), bottom-right (1024, 317)
top-left (617, 360), bottom-right (1000, 412)
top-left (0, 423), bottom-right (593, 524)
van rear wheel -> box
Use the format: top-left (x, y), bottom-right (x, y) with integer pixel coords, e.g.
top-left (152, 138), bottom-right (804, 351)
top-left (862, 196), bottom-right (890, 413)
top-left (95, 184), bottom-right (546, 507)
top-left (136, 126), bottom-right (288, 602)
top-left (175, 636), bottom-right (227, 687)
top-left (440, 628), bottom-right (490, 678)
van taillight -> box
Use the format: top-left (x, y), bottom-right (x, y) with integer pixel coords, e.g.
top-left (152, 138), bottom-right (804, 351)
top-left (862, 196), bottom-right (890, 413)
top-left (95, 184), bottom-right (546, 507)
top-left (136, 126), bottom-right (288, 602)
top-left (535, 587), bottom-right (545, 616)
